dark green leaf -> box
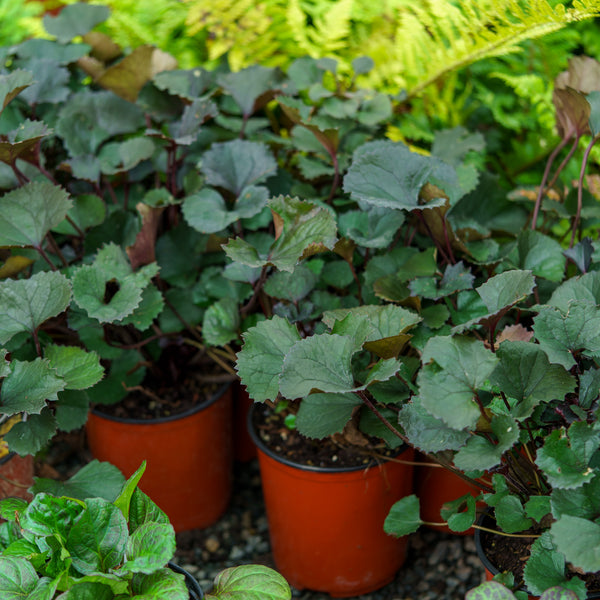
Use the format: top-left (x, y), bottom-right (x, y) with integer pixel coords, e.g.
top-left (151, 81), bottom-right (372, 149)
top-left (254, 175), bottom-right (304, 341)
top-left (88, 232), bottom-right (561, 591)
top-left (454, 415), bottom-right (519, 471)
top-left (236, 317), bottom-right (301, 402)
top-left (4, 409), bottom-right (57, 455)
top-left (0, 556), bottom-right (39, 600)
top-left (1, 359), bottom-right (64, 416)
top-left (206, 564), bottom-right (291, 600)
top-left (295, 392), bottom-right (360, 438)
top-left (383, 495), bottom-right (422, 537)
top-left (31, 460), bottom-right (124, 501)
top-left (279, 334), bottom-right (355, 399)
top-left (0, 182), bottom-right (72, 249)
top-left (0, 70), bottom-right (33, 114)
top-left (43, 3), bottom-right (110, 43)
top-left (66, 498), bottom-right (127, 575)
top-left (533, 301), bottom-right (600, 369)
top-left (120, 522), bottom-right (175, 575)
top-left (0, 271), bottom-right (72, 344)
top-left (338, 207), bottom-right (404, 249)
top-left (418, 336), bottom-right (498, 430)
top-left (551, 515), bottom-right (600, 572)
top-left (536, 425), bottom-right (600, 489)
top-left (490, 341), bottom-right (575, 419)
top-left (201, 140), bottom-right (277, 196)
top-left (130, 568), bottom-right (188, 599)
top-left (397, 397), bottom-right (470, 453)
top-left (202, 297), bottom-right (240, 347)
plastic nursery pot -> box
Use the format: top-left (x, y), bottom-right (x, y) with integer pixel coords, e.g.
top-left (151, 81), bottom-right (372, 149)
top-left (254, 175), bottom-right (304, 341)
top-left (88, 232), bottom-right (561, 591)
top-left (0, 452), bottom-right (34, 501)
top-left (169, 562), bottom-right (204, 600)
top-left (474, 512), bottom-right (600, 600)
top-left (232, 382), bottom-right (256, 462)
top-left (416, 453), bottom-right (482, 535)
top-left (248, 405), bottom-right (415, 598)
top-left (86, 383), bottom-right (233, 532)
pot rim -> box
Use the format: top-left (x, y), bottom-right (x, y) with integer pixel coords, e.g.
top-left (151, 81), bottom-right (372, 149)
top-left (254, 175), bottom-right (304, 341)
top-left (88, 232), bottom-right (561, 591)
top-left (247, 401), bottom-right (408, 474)
top-left (0, 451), bottom-right (15, 466)
top-left (168, 561), bottom-right (203, 600)
top-left (90, 381), bottom-right (230, 425)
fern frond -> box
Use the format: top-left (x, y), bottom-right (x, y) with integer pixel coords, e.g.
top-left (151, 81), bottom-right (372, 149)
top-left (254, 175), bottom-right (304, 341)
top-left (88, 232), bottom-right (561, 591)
top-left (395, 0), bottom-right (600, 98)
top-left (310, 0), bottom-right (354, 55)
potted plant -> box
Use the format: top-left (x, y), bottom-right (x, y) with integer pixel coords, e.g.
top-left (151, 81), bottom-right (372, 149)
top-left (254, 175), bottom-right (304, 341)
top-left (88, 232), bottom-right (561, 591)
top-left (0, 0), bottom-right (401, 530)
top-left (0, 459), bottom-right (291, 599)
top-left (236, 51), bottom-right (600, 598)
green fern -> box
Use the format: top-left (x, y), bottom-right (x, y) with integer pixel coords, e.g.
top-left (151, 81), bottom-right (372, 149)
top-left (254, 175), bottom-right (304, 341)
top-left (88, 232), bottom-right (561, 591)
top-left (389, 0), bottom-right (600, 97)
top-left (0, 0), bottom-right (44, 45)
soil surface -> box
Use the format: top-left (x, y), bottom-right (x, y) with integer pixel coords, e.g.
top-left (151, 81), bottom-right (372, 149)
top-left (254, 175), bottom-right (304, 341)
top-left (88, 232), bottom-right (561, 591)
top-left (251, 401), bottom-right (401, 469)
top-left (94, 365), bottom-right (234, 421)
top-left (478, 514), bottom-right (600, 596)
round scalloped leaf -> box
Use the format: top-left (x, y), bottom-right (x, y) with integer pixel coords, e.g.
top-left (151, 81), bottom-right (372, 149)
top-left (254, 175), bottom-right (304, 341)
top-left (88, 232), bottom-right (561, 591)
top-left (56, 90), bottom-right (144, 157)
top-left (523, 532), bottom-right (578, 596)
top-left (0, 358), bottom-right (65, 416)
top-left (343, 140), bottom-right (454, 211)
top-left (44, 345), bottom-right (103, 391)
top-left (206, 564), bottom-right (291, 600)
top-left (0, 182), bottom-right (72, 249)
top-left (153, 68), bottom-right (214, 100)
top-left (98, 137), bottom-right (155, 175)
top-left (490, 341), bottom-right (576, 419)
top-left (418, 336), bottom-right (498, 430)
top-left (43, 3), bottom-right (110, 44)
top-left (201, 139), bottom-right (277, 195)
top-left (182, 188), bottom-right (231, 234)
top-left (236, 317), bottom-right (301, 402)
top-left (217, 66), bottom-right (281, 116)
top-left (295, 392), bottom-right (360, 438)
top-left (0, 271), bottom-right (72, 344)
top-left (202, 297), bottom-right (241, 347)
top-left (72, 244), bottom-right (159, 323)
top-left (4, 409), bottom-right (57, 456)
top-left (0, 70), bottom-right (33, 114)
top-left (280, 334), bottom-right (356, 399)
top-left (536, 424), bottom-right (600, 490)
top-left (0, 120), bottom-right (51, 166)
top-left (397, 397), bottom-right (470, 453)
top-left (338, 207), bottom-right (404, 249)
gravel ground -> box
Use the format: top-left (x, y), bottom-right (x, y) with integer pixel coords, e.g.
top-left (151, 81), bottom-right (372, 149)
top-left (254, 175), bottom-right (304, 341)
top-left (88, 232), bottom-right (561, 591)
top-left (174, 459), bottom-right (487, 599)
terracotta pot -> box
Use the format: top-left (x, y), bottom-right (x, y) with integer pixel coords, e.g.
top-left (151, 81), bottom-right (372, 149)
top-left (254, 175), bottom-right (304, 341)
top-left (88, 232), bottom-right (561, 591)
top-left (416, 454), bottom-right (482, 535)
top-left (86, 384), bottom-right (233, 532)
top-left (0, 453), bottom-right (33, 501)
top-left (169, 562), bottom-right (204, 600)
top-left (474, 513), bottom-right (600, 599)
top-left (248, 405), bottom-right (414, 597)
top-left (232, 382), bottom-right (256, 462)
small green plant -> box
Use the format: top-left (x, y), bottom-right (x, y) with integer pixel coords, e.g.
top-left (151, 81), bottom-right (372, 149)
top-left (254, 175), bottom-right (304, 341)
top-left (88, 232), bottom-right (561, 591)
top-left (0, 461), bottom-right (291, 599)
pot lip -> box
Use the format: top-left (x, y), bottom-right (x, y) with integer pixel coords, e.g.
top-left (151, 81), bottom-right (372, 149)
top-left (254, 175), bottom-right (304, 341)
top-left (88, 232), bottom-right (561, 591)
top-left (168, 561), bottom-right (203, 600)
top-left (473, 512), bottom-right (502, 578)
top-left (247, 400), bottom-right (409, 474)
top-left (0, 451), bottom-right (15, 466)
top-left (90, 381), bottom-right (230, 425)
